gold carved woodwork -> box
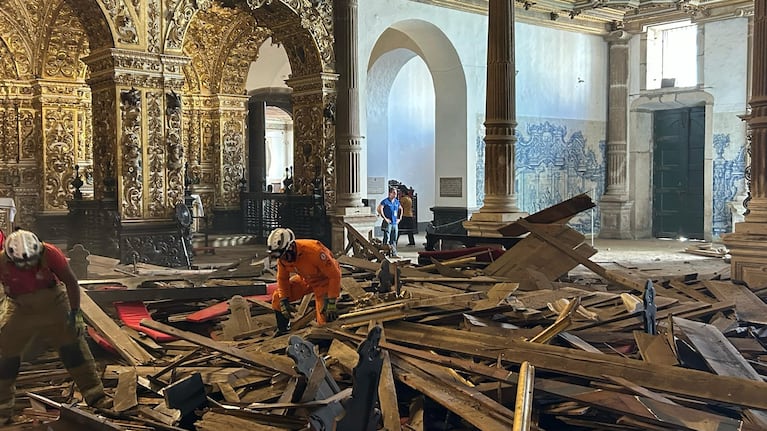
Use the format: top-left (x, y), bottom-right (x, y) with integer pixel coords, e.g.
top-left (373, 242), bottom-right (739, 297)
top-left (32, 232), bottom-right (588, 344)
top-left (220, 113), bottom-right (247, 208)
top-left (182, 4), bottom-right (269, 95)
top-left (287, 73), bottom-right (337, 208)
top-left (146, 90), bottom-right (166, 217)
top-left (119, 87), bottom-right (143, 219)
top-left (0, 0), bottom-right (336, 228)
top-left (42, 107), bottom-right (77, 210)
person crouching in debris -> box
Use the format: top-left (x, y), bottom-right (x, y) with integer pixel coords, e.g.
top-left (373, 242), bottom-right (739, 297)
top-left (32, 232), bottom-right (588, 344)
top-left (0, 229), bottom-right (111, 424)
top-left (267, 228), bottom-right (341, 334)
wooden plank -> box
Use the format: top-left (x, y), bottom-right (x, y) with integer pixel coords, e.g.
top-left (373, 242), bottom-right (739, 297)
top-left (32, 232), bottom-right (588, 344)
top-left (498, 193), bottom-right (595, 237)
top-left (113, 369), bottom-right (138, 412)
top-left (140, 319), bottom-right (296, 376)
top-left (633, 331), bottom-right (678, 366)
top-left (673, 317), bottom-right (762, 380)
top-left (667, 280), bottom-right (715, 303)
top-left (390, 356), bottom-right (514, 431)
top-left (378, 351), bottom-right (401, 431)
top-left (105, 365), bottom-right (256, 385)
top-left (79, 287), bottom-right (154, 366)
top-left (485, 223), bottom-right (596, 286)
top-left (85, 284), bottom-right (266, 303)
top-left (535, 378), bottom-right (744, 431)
top-left (703, 280), bottom-right (767, 325)
top-left (512, 220), bottom-right (646, 292)
top-left (379, 321), bottom-right (767, 410)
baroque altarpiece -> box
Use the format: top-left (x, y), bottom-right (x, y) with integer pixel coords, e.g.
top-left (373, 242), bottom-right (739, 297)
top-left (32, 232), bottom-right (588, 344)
top-left (0, 0), bottom-right (338, 265)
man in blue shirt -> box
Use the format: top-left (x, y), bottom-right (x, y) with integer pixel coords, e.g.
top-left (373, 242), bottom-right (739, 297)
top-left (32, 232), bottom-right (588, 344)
top-left (377, 187), bottom-right (402, 258)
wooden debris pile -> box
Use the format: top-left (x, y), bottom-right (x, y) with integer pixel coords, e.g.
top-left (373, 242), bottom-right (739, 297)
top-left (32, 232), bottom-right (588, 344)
top-left (10, 197), bottom-right (766, 431)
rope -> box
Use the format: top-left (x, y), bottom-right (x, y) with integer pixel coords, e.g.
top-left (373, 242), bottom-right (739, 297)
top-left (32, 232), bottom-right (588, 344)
top-left (428, 218), bottom-right (468, 231)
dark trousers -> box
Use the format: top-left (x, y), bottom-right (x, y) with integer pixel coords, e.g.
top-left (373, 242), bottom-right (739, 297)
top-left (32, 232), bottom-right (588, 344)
top-left (401, 216), bottom-right (415, 245)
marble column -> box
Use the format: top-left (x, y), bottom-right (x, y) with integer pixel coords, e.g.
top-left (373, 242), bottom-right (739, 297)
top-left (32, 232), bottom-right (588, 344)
top-left (464, 0), bottom-right (527, 237)
top-left (724, 1), bottom-right (767, 287)
top-left (331, 0), bottom-right (376, 251)
top-left (599, 30), bottom-right (634, 239)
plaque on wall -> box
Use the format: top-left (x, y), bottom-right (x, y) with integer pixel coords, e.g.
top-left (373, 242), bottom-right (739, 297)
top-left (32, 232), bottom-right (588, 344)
top-left (439, 177), bottom-right (462, 197)
top-left (368, 176), bottom-right (386, 195)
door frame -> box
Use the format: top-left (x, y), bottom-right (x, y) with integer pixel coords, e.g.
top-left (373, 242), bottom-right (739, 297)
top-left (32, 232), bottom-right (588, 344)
top-left (629, 89), bottom-right (714, 241)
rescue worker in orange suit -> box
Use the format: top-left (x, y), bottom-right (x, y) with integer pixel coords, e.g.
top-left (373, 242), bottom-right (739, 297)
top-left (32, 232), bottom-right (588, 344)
top-left (267, 228), bottom-right (341, 334)
top-left (0, 230), bottom-right (110, 424)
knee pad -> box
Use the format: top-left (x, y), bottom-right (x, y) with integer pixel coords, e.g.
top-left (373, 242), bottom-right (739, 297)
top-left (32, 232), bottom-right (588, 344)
top-left (0, 357), bottom-right (19, 380)
top-left (59, 342), bottom-right (86, 369)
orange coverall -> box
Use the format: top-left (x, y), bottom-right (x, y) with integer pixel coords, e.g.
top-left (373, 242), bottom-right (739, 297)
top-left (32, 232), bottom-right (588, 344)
top-left (271, 239), bottom-right (341, 325)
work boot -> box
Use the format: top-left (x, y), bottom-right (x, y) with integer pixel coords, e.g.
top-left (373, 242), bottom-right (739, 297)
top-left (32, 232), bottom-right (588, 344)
top-left (89, 395), bottom-right (113, 410)
top-left (0, 408), bottom-right (12, 425)
top-left (274, 310), bottom-right (291, 336)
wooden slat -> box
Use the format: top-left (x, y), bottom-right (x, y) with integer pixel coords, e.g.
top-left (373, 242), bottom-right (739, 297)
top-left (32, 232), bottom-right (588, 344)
top-left (378, 351), bottom-right (401, 431)
top-left (113, 369), bottom-right (138, 412)
top-left (704, 280), bottom-right (767, 325)
top-left (379, 321), bottom-right (767, 411)
top-left (79, 287), bottom-right (154, 366)
top-left (140, 319), bottom-right (296, 376)
top-left (673, 317), bottom-right (762, 380)
top-left (498, 193), bottom-right (595, 237)
top-left (633, 331), bottom-right (678, 366)
top-left (535, 378), bottom-right (745, 431)
top-left (391, 356), bottom-right (514, 431)
top-left (485, 223), bottom-right (596, 286)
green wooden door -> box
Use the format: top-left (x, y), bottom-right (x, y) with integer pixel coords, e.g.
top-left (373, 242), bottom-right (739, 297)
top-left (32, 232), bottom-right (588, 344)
top-left (652, 107), bottom-right (705, 239)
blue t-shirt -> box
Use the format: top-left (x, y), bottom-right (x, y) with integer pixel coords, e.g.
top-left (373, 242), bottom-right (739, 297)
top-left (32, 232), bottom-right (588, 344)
top-left (379, 198), bottom-right (401, 225)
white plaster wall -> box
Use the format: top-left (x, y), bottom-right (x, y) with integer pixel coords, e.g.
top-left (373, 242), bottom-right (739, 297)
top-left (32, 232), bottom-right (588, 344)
top-left (704, 18), bottom-right (748, 114)
top-left (704, 18), bottom-right (749, 165)
top-left (360, 0), bottom-right (609, 225)
top-left (516, 23), bottom-right (608, 121)
top-left (359, 0), bottom-right (488, 216)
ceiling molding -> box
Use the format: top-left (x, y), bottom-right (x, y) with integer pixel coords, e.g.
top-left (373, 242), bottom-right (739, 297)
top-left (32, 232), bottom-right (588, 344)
top-left (408, 0), bottom-right (754, 35)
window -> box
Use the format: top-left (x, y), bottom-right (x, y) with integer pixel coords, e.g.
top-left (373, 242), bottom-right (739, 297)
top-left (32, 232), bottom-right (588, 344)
top-left (646, 21), bottom-right (698, 89)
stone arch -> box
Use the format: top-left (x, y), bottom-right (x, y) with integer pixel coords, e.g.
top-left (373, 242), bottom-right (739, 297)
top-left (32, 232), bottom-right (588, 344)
top-left (367, 19), bottom-right (468, 215)
top-left (59, 0), bottom-right (116, 50)
top-left (40, 1), bottom-right (90, 80)
top-left (629, 89), bottom-right (715, 239)
top-left (0, 0), bottom-right (98, 228)
top-left (240, 1), bottom-right (335, 198)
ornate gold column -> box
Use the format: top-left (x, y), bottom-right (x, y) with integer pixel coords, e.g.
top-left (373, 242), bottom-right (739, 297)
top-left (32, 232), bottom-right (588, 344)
top-left (0, 82), bottom-right (37, 226)
top-left (332, 0), bottom-right (376, 252)
top-left (286, 73), bottom-right (338, 201)
top-left (464, 0), bottom-right (527, 236)
top-left (84, 49), bottom-right (188, 208)
top-left (599, 30), bottom-right (634, 239)
top-left (82, 48), bottom-right (194, 265)
top-left (724, 1), bottom-right (767, 287)
top-left (209, 94), bottom-right (249, 230)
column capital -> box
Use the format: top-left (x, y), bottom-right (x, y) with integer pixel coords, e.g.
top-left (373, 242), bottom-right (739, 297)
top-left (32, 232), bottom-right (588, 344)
top-left (604, 29), bottom-right (632, 44)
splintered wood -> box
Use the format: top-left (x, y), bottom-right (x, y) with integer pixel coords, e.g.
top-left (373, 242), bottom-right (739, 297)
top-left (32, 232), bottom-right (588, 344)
top-left (13, 197), bottom-right (762, 431)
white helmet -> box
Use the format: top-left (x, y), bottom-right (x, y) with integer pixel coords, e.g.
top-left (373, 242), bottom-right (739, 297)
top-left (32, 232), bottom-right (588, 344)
top-left (267, 228), bottom-right (295, 258)
top-left (4, 229), bottom-right (43, 269)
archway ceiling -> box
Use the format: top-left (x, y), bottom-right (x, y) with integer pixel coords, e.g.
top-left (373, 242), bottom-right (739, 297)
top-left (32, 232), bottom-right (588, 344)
top-left (416, 0), bottom-right (753, 34)
top-left (183, 3), bottom-right (271, 94)
top-left (0, 0), bottom-right (90, 81)
top-left (220, 0), bottom-right (332, 76)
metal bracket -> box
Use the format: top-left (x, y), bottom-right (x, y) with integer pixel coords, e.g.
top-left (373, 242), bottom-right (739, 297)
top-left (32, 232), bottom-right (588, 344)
top-left (286, 335), bottom-right (344, 430)
top-left (336, 325), bottom-right (383, 431)
top-left (642, 279), bottom-right (657, 335)
top-left (286, 326), bottom-right (384, 431)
